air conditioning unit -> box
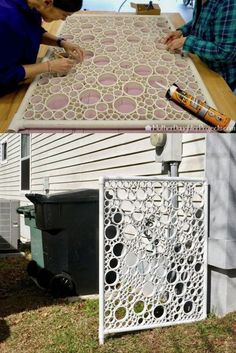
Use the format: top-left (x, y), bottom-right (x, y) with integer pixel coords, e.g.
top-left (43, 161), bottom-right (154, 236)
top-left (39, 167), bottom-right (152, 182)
top-left (0, 199), bottom-right (20, 254)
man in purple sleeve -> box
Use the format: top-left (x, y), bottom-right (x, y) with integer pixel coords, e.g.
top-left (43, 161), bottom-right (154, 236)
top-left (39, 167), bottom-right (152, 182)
top-left (0, 0), bottom-right (85, 96)
top-left (163, 0), bottom-right (236, 92)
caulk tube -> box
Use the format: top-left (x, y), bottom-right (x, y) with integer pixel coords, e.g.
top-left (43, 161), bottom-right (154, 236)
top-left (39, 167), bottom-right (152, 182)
top-left (166, 84), bottom-right (236, 132)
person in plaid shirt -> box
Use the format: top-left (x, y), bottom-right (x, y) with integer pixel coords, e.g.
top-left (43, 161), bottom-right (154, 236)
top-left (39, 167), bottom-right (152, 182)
top-left (164, 0), bottom-right (236, 92)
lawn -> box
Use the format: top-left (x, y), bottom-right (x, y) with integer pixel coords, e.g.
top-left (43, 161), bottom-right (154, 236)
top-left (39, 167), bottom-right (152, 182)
top-left (0, 254), bottom-right (235, 353)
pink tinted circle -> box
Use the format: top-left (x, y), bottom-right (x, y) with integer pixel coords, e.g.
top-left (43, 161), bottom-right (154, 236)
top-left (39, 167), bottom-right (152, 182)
top-left (98, 73), bottom-right (117, 86)
top-left (105, 46), bottom-right (117, 52)
top-left (142, 45), bottom-right (153, 52)
top-left (141, 27), bottom-right (149, 33)
top-left (134, 65), bottom-right (152, 77)
top-left (42, 111), bottom-right (53, 120)
top-left (120, 61), bottom-right (132, 69)
top-left (156, 99), bottom-right (167, 109)
top-left (154, 110), bottom-right (166, 119)
top-left (124, 81), bottom-right (144, 96)
top-left (175, 60), bottom-right (187, 68)
top-left (138, 107), bottom-right (146, 115)
top-left (54, 111), bottom-right (64, 119)
top-left (85, 50), bottom-right (94, 60)
top-left (38, 77), bottom-right (49, 85)
top-left (31, 95), bottom-right (42, 104)
top-left (104, 30), bottom-right (117, 36)
top-left (127, 35), bottom-right (140, 43)
top-left (162, 53), bottom-right (174, 62)
top-left (84, 109), bottom-right (97, 120)
top-left (155, 66), bottom-right (169, 75)
top-left (24, 110), bottom-right (34, 119)
top-left (46, 94), bottom-right (69, 110)
top-left (114, 97), bottom-right (136, 114)
top-left (148, 75), bottom-right (168, 89)
top-left (34, 103), bottom-right (44, 111)
top-left (50, 85), bottom-right (61, 94)
top-left (103, 94), bottom-right (114, 103)
top-left (94, 55), bottom-right (110, 66)
top-left (81, 34), bottom-right (95, 42)
top-left (101, 37), bottom-right (115, 45)
top-left (79, 89), bottom-right (101, 105)
top-left (65, 111), bottom-right (76, 120)
top-left (96, 103), bottom-right (108, 112)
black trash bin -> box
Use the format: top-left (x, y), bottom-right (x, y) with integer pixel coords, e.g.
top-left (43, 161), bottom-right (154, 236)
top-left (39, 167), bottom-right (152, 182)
top-left (26, 189), bottom-right (99, 298)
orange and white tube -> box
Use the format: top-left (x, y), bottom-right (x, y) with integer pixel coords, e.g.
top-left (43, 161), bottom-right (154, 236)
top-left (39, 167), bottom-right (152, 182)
top-left (166, 84), bottom-right (236, 132)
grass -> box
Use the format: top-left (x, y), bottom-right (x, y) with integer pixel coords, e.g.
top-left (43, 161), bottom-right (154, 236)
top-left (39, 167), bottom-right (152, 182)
top-left (0, 255), bottom-right (236, 353)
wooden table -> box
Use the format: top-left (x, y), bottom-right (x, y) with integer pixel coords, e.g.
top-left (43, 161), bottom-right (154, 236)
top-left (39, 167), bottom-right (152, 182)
top-left (0, 12), bottom-right (235, 133)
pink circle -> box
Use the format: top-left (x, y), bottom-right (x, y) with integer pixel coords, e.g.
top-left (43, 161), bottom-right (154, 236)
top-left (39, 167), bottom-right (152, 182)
top-left (42, 111), bottom-right (53, 119)
top-left (134, 65), bottom-right (152, 77)
top-left (141, 27), bottom-right (149, 33)
top-left (79, 89), bottom-right (101, 105)
top-left (105, 46), bottom-right (117, 52)
top-left (81, 23), bottom-right (93, 30)
top-left (120, 61), bottom-right (132, 69)
top-left (134, 21), bottom-right (145, 28)
top-left (155, 66), bottom-right (169, 75)
top-left (103, 94), bottom-right (114, 103)
top-left (114, 97), bottom-right (136, 114)
top-left (25, 110), bottom-right (34, 119)
top-left (51, 77), bottom-right (62, 84)
top-left (98, 73), bottom-right (117, 86)
top-left (162, 54), bottom-right (174, 62)
top-left (148, 75), bottom-right (168, 89)
top-left (189, 83), bottom-right (198, 90)
top-left (142, 45), bottom-right (153, 52)
top-left (38, 77), bottom-right (49, 85)
top-left (46, 94), bottom-right (69, 110)
top-left (101, 37), bottom-right (115, 45)
top-left (94, 55), bottom-right (110, 66)
top-left (154, 110), bottom-right (166, 119)
top-left (104, 30), bottom-right (117, 36)
top-left (123, 29), bottom-right (132, 35)
top-left (124, 81), bottom-right (144, 96)
top-left (85, 50), bottom-right (94, 60)
top-left (50, 85), bottom-right (61, 94)
top-left (31, 95), bottom-right (42, 104)
top-left (156, 99), bottom-right (167, 109)
top-left (81, 34), bottom-right (95, 42)
top-left (73, 83), bottom-right (83, 91)
top-left (65, 111), bottom-right (76, 120)
top-left (96, 103), bottom-right (107, 112)
top-left (76, 73), bottom-right (85, 81)
top-left (54, 111), bottom-right (64, 120)
top-left (84, 109), bottom-right (96, 120)
top-left (138, 107), bottom-right (146, 115)
top-left (175, 60), bottom-right (186, 68)
top-left (127, 35), bottom-right (140, 43)
top-left (34, 103), bottom-right (44, 111)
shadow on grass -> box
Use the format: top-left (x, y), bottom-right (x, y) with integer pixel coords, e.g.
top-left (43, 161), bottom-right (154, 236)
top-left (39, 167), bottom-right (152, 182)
top-left (0, 319), bottom-right (10, 343)
top-left (0, 254), bottom-right (62, 340)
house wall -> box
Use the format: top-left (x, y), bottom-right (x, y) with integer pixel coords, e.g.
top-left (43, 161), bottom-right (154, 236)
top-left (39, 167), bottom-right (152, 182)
top-left (0, 132), bottom-right (206, 241)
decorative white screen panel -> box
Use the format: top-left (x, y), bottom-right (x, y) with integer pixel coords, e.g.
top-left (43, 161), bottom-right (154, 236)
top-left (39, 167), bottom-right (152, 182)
top-left (99, 176), bottom-right (208, 344)
top-left (9, 14), bottom-right (214, 132)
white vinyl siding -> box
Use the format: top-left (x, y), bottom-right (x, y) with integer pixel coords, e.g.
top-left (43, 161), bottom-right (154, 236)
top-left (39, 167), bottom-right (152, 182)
top-left (0, 133), bottom-right (206, 197)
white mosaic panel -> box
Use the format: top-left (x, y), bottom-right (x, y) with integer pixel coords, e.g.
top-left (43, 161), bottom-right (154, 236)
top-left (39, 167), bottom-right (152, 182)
top-left (99, 176), bottom-right (208, 343)
top-left (10, 14), bottom-right (214, 132)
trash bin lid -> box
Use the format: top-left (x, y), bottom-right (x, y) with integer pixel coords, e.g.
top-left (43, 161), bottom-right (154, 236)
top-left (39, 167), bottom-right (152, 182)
top-left (26, 189), bottom-right (99, 204)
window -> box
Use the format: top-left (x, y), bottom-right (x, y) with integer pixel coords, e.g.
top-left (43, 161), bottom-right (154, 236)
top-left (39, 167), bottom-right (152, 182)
top-left (1, 141), bottom-right (7, 163)
top-left (21, 134), bottom-right (30, 190)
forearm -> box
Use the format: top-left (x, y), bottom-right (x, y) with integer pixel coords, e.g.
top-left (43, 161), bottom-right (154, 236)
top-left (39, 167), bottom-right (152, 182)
top-left (184, 36), bottom-right (236, 62)
top-left (22, 62), bottom-right (49, 79)
top-left (41, 32), bottom-right (64, 47)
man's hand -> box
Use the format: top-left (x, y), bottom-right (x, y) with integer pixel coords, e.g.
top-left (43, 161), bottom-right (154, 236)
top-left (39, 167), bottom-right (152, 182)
top-left (62, 41), bottom-right (85, 63)
top-left (162, 30), bottom-right (183, 45)
top-left (49, 58), bottom-right (76, 74)
top-left (166, 37), bottom-right (186, 51)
